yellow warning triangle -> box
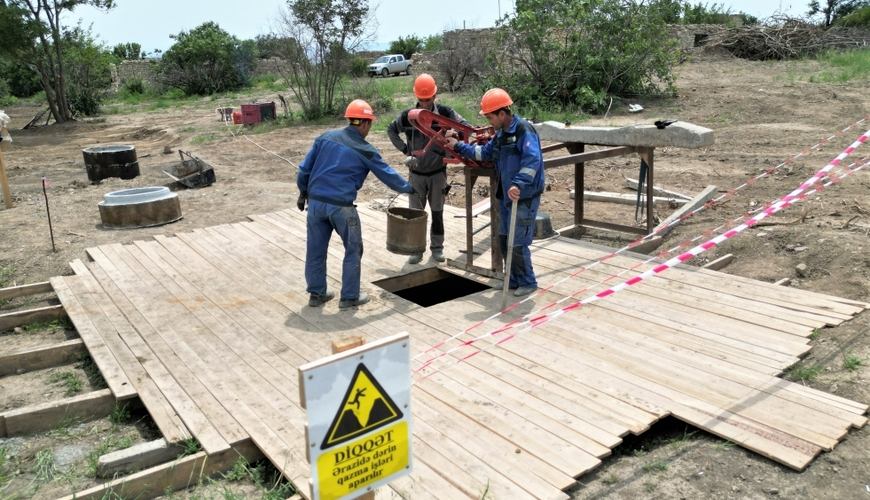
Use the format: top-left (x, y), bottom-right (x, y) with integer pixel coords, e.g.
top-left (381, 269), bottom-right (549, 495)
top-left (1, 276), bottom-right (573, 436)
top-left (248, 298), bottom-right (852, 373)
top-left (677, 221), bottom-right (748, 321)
top-left (321, 363), bottom-right (403, 449)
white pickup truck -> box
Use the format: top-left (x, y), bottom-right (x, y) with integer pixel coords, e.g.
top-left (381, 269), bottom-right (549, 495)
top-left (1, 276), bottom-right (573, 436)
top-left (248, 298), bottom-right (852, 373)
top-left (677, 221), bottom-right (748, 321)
top-left (368, 54), bottom-right (412, 78)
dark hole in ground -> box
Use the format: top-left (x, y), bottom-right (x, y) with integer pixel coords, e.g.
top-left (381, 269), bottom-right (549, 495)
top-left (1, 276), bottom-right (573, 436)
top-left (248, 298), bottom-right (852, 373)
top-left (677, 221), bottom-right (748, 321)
top-left (374, 268), bottom-right (491, 308)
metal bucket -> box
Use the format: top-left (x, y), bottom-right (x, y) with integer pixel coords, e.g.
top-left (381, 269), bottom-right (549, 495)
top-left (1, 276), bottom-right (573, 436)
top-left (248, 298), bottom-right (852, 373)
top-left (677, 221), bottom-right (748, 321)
top-left (386, 207), bottom-right (427, 255)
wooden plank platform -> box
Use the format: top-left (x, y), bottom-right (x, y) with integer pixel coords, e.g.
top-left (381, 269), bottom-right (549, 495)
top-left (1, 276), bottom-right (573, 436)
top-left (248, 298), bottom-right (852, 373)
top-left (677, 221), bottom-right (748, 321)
top-left (50, 199), bottom-right (869, 499)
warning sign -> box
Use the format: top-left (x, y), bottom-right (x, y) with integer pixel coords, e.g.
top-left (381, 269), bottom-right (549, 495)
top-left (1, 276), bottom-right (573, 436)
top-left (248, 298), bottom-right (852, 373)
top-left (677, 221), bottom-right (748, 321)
top-left (299, 333), bottom-right (412, 500)
top-left (322, 364), bottom-right (403, 449)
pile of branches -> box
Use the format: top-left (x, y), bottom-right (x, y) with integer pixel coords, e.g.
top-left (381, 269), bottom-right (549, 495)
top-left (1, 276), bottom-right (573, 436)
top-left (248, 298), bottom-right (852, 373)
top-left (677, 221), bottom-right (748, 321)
top-left (705, 17), bottom-right (870, 60)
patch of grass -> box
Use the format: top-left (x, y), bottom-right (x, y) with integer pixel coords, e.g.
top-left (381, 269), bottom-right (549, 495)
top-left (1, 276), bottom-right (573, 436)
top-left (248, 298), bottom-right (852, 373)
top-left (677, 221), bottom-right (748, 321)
top-left (602, 471), bottom-right (620, 485)
top-left (643, 460), bottom-right (669, 473)
top-left (716, 440), bottom-right (735, 451)
top-left (478, 480), bottom-right (491, 499)
top-left (843, 354), bottom-right (862, 371)
top-left (247, 116), bottom-right (295, 135)
top-left (47, 412), bottom-right (84, 440)
top-left (109, 403), bottom-right (131, 424)
top-left (77, 354), bottom-right (108, 389)
top-left (48, 370), bottom-right (83, 396)
top-left (786, 362), bottom-right (821, 382)
top-left (191, 133), bottom-right (220, 145)
top-left (32, 448), bottom-right (57, 483)
top-left (633, 449), bottom-right (647, 457)
top-left (811, 47), bottom-right (870, 83)
top-left (0, 445), bottom-right (11, 485)
top-left (0, 267), bottom-right (14, 288)
top-left (224, 457), bottom-right (250, 482)
top-left (218, 458), bottom-right (296, 499)
top-left (668, 427), bottom-right (697, 450)
top-left (178, 126), bottom-right (196, 133)
top-left (810, 329), bottom-right (821, 340)
top-left (180, 437), bottom-right (202, 457)
top-left (251, 74), bottom-right (287, 92)
top-left (643, 481), bottom-right (657, 492)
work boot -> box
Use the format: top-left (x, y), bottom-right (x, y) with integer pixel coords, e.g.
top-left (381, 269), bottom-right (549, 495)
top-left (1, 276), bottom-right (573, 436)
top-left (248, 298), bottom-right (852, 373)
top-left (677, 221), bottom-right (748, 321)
top-left (407, 253), bottom-right (423, 264)
top-left (513, 286), bottom-right (537, 297)
top-left (431, 251), bottom-right (446, 263)
top-left (308, 290), bottom-right (335, 307)
top-left (339, 293), bottom-right (371, 309)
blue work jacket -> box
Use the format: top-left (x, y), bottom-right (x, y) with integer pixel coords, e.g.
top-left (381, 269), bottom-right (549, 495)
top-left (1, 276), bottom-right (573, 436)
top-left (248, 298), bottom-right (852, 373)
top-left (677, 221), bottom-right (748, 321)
top-left (454, 115), bottom-right (545, 202)
top-left (297, 126), bottom-right (412, 206)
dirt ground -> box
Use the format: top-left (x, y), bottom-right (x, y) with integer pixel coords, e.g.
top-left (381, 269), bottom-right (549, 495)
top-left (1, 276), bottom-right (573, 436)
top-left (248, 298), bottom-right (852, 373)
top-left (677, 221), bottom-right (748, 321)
top-left (2, 48), bottom-right (870, 499)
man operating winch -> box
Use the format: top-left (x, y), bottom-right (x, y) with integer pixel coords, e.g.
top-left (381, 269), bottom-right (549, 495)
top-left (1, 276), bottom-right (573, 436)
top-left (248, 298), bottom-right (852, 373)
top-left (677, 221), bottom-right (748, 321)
top-left (446, 88), bottom-right (545, 297)
top-left (297, 99), bottom-right (419, 309)
top-left (387, 73), bottom-right (471, 265)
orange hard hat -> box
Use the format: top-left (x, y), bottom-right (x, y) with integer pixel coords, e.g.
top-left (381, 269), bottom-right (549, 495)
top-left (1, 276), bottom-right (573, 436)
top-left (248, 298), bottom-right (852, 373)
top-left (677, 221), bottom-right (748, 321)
top-left (344, 99), bottom-right (375, 121)
top-left (479, 88), bottom-right (513, 115)
top-left (413, 73), bottom-right (437, 99)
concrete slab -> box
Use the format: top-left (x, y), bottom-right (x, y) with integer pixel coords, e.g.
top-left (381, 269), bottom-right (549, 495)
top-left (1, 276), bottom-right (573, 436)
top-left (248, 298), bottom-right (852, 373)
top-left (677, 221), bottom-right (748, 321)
top-left (534, 121), bottom-right (714, 149)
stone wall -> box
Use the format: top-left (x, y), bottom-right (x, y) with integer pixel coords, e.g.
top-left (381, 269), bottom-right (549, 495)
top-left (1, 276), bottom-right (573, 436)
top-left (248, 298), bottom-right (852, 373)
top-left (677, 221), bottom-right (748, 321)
top-left (116, 59), bottom-right (156, 86)
top-left (666, 24), bottom-right (727, 51)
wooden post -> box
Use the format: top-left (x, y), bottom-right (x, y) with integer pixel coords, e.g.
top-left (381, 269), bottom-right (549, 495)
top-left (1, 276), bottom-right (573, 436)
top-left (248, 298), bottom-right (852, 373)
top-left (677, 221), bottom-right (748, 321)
top-left (0, 149), bottom-right (12, 209)
top-left (567, 143), bottom-right (585, 234)
top-left (464, 167), bottom-right (474, 267)
top-left (330, 335), bottom-right (375, 500)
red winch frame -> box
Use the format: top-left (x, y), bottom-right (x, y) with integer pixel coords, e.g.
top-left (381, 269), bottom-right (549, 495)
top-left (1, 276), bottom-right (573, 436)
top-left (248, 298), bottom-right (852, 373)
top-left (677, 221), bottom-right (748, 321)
top-left (406, 109), bottom-right (495, 168)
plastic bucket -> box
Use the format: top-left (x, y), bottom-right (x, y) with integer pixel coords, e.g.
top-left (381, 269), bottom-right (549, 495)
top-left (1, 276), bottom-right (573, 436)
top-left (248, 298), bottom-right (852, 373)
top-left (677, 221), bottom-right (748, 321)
top-left (386, 207), bottom-right (427, 255)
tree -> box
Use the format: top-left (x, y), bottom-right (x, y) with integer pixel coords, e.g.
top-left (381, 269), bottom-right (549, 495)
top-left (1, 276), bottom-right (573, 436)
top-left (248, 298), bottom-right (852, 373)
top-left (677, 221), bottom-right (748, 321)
top-left (389, 34), bottom-right (422, 59)
top-left (486, 0), bottom-right (680, 113)
top-left (269, 0), bottom-right (377, 119)
top-left (809, 0), bottom-right (869, 26)
top-left (0, 0), bottom-right (114, 123)
top-left (64, 24), bottom-right (114, 116)
top-left (112, 42), bottom-right (144, 60)
top-left (156, 22), bottom-right (255, 95)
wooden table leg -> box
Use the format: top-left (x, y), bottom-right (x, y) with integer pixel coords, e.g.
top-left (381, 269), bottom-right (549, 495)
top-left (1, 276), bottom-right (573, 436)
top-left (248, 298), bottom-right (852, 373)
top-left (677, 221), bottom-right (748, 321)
top-left (0, 149), bottom-right (13, 209)
top-left (567, 143), bottom-right (585, 235)
top-left (639, 147), bottom-right (655, 234)
top-left (490, 174), bottom-right (503, 275)
top-left (464, 167), bottom-right (474, 267)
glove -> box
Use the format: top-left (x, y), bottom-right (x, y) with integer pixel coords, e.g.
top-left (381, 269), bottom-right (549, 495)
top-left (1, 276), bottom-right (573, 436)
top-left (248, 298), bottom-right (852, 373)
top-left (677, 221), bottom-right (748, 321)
top-left (403, 156), bottom-right (418, 169)
top-left (408, 187), bottom-right (421, 199)
top-left (296, 192), bottom-right (307, 212)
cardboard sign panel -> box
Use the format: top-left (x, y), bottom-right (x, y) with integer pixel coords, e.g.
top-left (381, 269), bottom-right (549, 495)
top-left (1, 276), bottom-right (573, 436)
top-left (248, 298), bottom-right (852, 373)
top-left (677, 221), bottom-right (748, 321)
top-left (300, 333), bottom-right (412, 500)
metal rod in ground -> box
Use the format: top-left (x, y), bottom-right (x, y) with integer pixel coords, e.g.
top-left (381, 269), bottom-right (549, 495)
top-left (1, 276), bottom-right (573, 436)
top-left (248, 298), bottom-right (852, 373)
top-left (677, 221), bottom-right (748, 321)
top-left (501, 198), bottom-right (519, 310)
top-left (42, 177), bottom-right (55, 252)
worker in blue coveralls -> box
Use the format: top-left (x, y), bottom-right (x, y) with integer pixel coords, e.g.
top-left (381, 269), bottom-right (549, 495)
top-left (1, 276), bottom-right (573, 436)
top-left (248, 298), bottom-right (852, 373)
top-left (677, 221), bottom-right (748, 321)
top-left (297, 99), bottom-right (419, 309)
top-left (446, 88), bottom-right (545, 297)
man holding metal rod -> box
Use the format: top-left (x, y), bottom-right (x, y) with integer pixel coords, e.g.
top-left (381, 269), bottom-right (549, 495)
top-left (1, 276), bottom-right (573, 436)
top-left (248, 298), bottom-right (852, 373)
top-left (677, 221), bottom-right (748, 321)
top-left (446, 88), bottom-right (545, 297)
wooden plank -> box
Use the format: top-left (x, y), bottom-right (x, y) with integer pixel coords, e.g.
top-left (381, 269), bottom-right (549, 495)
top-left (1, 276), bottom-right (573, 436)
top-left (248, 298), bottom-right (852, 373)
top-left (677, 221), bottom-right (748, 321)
top-left (0, 281), bottom-right (53, 301)
top-left (569, 190), bottom-right (688, 206)
top-left (188, 222), bottom-right (578, 498)
top-left (0, 304), bottom-right (66, 332)
top-left (543, 145), bottom-right (636, 169)
top-left (623, 177), bottom-right (693, 200)
top-left (453, 197), bottom-right (491, 218)
top-left (0, 338), bottom-right (85, 376)
top-left (534, 238), bottom-right (858, 326)
top-left (56, 440), bottom-right (264, 500)
top-left (0, 148), bottom-right (12, 209)
top-left (701, 253), bottom-right (734, 271)
top-left (56, 274), bottom-right (187, 438)
top-left (654, 184), bottom-right (718, 237)
top-left (50, 276), bottom-right (138, 400)
top-left (82, 250), bottom-right (231, 452)
top-left (1, 389), bottom-right (115, 437)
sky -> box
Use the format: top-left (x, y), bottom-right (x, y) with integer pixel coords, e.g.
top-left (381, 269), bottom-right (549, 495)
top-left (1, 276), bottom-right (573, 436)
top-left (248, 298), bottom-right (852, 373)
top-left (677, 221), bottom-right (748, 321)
top-left (72, 0), bottom-right (804, 55)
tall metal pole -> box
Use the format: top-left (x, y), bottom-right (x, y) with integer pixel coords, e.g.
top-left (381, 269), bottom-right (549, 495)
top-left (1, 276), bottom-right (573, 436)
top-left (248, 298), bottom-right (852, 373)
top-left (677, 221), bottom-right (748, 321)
top-left (501, 198), bottom-right (518, 310)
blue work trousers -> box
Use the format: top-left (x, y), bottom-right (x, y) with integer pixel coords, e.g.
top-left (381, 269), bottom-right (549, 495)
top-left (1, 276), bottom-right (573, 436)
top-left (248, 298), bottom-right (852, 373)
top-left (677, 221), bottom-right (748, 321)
top-left (305, 200), bottom-right (364, 300)
top-left (497, 196), bottom-right (540, 289)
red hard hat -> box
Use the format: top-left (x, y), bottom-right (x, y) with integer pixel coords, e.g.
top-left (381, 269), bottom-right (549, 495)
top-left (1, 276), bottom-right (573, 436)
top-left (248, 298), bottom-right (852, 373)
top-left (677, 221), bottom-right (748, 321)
top-left (413, 73), bottom-right (437, 99)
top-left (479, 88), bottom-right (513, 115)
top-left (344, 99), bottom-right (375, 121)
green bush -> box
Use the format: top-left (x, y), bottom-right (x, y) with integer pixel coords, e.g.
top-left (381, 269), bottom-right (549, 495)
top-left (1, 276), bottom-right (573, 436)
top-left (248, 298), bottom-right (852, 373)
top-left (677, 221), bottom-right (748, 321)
top-left (835, 5), bottom-right (870, 26)
top-left (157, 22), bottom-right (255, 95)
top-left (122, 75), bottom-right (146, 95)
top-left (389, 35), bottom-right (422, 59)
top-left (348, 55), bottom-right (369, 77)
top-left (485, 0), bottom-right (679, 114)
top-left (340, 78), bottom-right (394, 116)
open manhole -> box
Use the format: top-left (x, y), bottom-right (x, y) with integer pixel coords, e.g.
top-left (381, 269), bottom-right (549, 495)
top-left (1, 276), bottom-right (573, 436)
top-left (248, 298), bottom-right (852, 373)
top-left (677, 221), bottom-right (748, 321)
top-left (374, 268), bottom-right (491, 308)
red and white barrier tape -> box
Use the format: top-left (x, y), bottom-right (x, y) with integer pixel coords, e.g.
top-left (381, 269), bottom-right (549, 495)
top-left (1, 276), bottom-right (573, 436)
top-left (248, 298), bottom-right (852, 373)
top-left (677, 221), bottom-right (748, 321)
top-left (411, 114), bottom-right (870, 364)
top-left (412, 128), bottom-right (870, 381)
